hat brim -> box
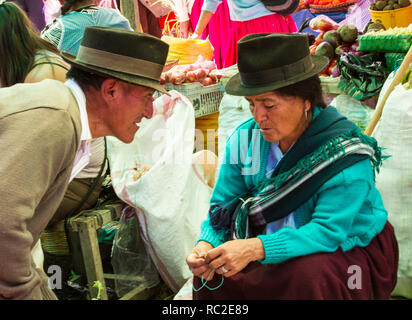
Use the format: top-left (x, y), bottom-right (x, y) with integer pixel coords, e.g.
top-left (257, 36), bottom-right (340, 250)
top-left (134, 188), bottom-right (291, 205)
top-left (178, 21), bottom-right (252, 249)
top-left (61, 52), bottom-right (168, 94)
top-left (225, 55), bottom-right (330, 96)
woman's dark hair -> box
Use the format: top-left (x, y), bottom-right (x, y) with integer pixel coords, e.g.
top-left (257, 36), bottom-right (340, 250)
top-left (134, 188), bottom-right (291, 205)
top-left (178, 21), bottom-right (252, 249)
top-left (0, 2), bottom-right (61, 87)
top-left (274, 75), bottom-right (327, 109)
top-left (61, 0), bottom-right (94, 15)
top-left (66, 66), bottom-right (108, 90)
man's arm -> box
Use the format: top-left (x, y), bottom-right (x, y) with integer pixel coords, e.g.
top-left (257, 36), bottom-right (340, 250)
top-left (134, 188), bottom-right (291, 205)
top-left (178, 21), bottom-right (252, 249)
top-left (0, 108), bottom-right (76, 299)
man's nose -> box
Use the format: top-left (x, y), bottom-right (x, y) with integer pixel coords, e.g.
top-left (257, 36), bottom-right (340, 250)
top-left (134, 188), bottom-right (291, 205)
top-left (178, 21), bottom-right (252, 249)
top-left (144, 100), bottom-right (154, 119)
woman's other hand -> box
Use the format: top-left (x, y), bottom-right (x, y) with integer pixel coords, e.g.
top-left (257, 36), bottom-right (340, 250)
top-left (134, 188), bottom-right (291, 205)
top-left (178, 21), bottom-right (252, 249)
top-left (206, 238), bottom-right (265, 277)
top-left (186, 241), bottom-right (215, 280)
top-left (180, 20), bottom-right (192, 38)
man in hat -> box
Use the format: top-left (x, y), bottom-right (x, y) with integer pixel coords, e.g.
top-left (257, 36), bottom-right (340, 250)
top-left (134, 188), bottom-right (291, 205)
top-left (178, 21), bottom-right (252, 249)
top-left (0, 26), bottom-right (169, 300)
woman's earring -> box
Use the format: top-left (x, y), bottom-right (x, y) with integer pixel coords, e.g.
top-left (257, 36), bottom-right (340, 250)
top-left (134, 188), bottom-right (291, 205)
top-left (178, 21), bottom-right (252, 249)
top-left (305, 110), bottom-right (308, 120)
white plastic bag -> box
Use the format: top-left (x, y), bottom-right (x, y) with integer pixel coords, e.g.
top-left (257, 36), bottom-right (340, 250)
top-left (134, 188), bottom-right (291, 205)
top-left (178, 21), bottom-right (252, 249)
top-left (217, 93), bottom-right (252, 177)
top-left (330, 94), bottom-right (374, 132)
top-left (111, 205), bottom-right (160, 297)
top-left (107, 91), bottom-right (212, 292)
top-left (373, 71), bottom-right (412, 299)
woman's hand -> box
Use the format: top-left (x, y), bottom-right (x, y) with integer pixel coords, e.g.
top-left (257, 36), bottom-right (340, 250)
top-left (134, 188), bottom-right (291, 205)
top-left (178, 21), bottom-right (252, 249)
top-left (186, 241), bottom-right (215, 281)
top-left (180, 20), bottom-right (192, 38)
top-left (205, 238), bottom-right (265, 277)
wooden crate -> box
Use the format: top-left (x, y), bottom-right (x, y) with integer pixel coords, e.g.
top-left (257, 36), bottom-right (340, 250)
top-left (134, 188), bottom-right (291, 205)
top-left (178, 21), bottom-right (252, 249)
top-left (67, 202), bottom-right (160, 300)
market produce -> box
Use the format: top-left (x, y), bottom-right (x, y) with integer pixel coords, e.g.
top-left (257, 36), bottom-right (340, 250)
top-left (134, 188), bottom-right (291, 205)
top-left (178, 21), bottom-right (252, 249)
top-left (316, 41), bottom-right (335, 59)
top-left (160, 55), bottom-right (221, 86)
top-left (309, 16), bottom-right (339, 32)
top-left (337, 24), bottom-right (359, 42)
top-left (323, 30), bottom-right (343, 48)
top-left (364, 24), bottom-right (412, 34)
top-left (365, 22), bottom-right (386, 33)
top-left (305, 0), bottom-right (354, 6)
top-left (370, 0), bottom-right (410, 10)
top-left (309, 19), bottom-right (362, 77)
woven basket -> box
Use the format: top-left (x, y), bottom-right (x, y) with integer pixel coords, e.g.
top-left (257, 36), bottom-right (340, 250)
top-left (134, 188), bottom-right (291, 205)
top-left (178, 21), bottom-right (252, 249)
top-left (309, 0), bottom-right (358, 13)
top-left (41, 229), bottom-right (70, 255)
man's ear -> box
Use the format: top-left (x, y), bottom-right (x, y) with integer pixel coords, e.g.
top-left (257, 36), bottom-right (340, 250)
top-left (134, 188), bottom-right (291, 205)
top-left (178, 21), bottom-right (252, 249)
top-left (100, 78), bottom-right (119, 102)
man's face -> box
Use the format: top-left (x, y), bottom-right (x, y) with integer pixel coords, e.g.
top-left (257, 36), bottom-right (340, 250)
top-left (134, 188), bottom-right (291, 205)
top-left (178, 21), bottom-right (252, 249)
top-left (107, 81), bottom-right (154, 143)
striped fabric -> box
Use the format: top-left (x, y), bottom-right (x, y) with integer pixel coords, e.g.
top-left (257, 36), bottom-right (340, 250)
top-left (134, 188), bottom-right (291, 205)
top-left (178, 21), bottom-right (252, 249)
top-left (231, 137), bottom-right (375, 240)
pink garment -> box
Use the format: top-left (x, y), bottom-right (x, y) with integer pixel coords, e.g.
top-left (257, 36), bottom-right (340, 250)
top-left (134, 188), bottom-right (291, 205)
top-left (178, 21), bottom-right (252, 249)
top-left (190, 0), bottom-right (232, 69)
top-left (224, 13), bottom-right (298, 68)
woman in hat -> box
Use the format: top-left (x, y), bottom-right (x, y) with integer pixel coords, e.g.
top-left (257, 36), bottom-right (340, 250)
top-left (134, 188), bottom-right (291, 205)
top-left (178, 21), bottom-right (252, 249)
top-left (186, 33), bottom-right (398, 299)
top-left (190, 0), bottom-right (298, 68)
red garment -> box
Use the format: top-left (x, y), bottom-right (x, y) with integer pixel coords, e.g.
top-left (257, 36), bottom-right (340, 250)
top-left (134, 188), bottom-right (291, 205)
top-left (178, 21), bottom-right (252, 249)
top-left (189, 0), bottom-right (231, 69)
top-left (158, 11), bottom-right (176, 33)
top-left (193, 222), bottom-right (398, 300)
top-left (224, 13), bottom-right (298, 68)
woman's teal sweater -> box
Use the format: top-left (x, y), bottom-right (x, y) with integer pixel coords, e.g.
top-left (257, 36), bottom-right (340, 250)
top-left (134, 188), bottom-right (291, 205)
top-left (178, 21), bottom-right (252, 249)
top-left (198, 110), bottom-right (388, 264)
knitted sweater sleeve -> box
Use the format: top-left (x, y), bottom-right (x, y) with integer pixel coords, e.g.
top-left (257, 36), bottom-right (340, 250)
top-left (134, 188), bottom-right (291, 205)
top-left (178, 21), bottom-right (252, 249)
top-left (257, 161), bottom-right (377, 264)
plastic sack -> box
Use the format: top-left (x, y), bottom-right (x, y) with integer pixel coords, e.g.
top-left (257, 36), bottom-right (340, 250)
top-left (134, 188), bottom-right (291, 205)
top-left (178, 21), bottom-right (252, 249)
top-left (217, 93), bottom-right (252, 177)
top-left (161, 36), bottom-right (214, 65)
top-left (337, 52), bottom-right (388, 101)
top-left (373, 71), bottom-right (412, 299)
top-left (111, 205), bottom-right (160, 297)
top-left (173, 277), bottom-right (193, 300)
top-left (106, 91), bottom-right (212, 292)
top-left (330, 94), bottom-right (374, 132)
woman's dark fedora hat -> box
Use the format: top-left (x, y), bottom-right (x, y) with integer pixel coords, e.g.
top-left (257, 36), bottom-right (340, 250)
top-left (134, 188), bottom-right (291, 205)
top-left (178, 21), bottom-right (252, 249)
top-left (225, 33), bottom-right (329, 96)
top-left (61, 26), bottom-right (169, 93)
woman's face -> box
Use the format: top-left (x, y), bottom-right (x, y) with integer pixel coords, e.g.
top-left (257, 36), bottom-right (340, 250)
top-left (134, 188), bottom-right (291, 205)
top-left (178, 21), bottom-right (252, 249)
top-left (245, 91), bottom-right (311, 151)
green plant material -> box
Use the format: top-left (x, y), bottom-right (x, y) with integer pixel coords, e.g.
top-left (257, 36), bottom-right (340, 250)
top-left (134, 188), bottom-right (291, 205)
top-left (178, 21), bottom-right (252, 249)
top-left (92, 281), bottom-right (103, 300)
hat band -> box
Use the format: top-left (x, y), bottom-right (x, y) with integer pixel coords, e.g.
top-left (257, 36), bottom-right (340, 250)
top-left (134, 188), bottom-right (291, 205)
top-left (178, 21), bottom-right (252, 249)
top-left (76, 46), bottom-right (164, 81)
top-left (240, 55), bottom-right (314, 87)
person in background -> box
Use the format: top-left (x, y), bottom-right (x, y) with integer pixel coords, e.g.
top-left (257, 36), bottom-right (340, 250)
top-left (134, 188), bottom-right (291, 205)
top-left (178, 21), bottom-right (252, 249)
top-left (191, 0), bottom-right (298, 68)
top-left (9, 0), bottom-right (46, 31)
top-left (41, 0), bottom-right (131, 55)
top-left (0, 2), bottom-right (68, 88)
top-left (174, 0), bottom-right (231, 70)
top-left (0, 26), bottom-right (169, 300)
top-left (186, 33), bottom-right (398, 299)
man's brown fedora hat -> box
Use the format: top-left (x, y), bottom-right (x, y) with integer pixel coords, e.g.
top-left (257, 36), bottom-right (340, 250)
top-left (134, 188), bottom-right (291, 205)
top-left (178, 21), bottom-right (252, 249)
top-left (225, 33), bottom-right (329, 96)
top-left (62, 26), bottom-right (169, 93)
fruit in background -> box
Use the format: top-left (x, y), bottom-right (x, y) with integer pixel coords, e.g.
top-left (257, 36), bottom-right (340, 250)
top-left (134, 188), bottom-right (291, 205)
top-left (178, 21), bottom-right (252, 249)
top-left (365, 22), bottom-right (386, 33)
top-left (309, 17), bottom-right (338, 32)
top-left (335, 44), bottom-right (350, 55)
top-left (309, 44), bottom-right (318, 55)
top-left (375, 0), bottom-right (387, 10)
top-left (323, 30), bottom-right (342, 48)
top-left (337, 24), bottom-right (358, 42)
top-left (370, 0), bottom-right (410, 10)
top-left (331, 65), bottom-right (340, 77)
top-left (327, 58), bottom-right (337, 74)
top-left (315, 41), bottom-right (335, 60)
top-left (314, 31), bottom-right (326, 45)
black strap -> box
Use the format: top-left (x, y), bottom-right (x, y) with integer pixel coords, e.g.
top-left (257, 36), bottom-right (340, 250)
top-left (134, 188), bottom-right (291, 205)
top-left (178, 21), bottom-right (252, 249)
top-left (63, 137), bottom-right (108, 251)
top-left (31, 61), bottom-right (70, 71)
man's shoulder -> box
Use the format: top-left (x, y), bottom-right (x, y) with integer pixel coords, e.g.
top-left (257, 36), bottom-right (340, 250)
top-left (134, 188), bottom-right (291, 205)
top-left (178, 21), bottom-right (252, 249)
top-left (0, 80), bottom-right (76, 119)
